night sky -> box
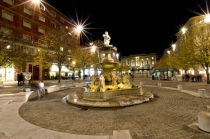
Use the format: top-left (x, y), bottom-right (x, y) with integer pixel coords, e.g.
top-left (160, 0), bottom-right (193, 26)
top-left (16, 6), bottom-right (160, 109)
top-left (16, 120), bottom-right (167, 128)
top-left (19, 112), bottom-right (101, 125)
top-left (46, 0), bottom-right (207, 57)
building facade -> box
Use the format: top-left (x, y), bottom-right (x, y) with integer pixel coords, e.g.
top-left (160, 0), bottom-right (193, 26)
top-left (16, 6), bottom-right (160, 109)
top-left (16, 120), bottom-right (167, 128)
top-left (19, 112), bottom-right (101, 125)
top-left (0, 0), bottom-right (78, 81)
top-left (120, 53), bottom-right (157, 73)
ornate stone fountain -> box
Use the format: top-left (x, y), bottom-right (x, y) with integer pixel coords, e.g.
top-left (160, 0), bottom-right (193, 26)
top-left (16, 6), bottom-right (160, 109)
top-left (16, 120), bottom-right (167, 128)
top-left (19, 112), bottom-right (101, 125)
top-left (66, 31), bottom-right (154, 107)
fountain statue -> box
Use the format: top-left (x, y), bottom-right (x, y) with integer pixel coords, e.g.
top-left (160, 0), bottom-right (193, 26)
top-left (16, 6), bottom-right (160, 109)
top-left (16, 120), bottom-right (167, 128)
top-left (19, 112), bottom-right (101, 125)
top-left (23, 69), bottom-right (32, 85)
top-left (66, 31), bottom-right (154, 107)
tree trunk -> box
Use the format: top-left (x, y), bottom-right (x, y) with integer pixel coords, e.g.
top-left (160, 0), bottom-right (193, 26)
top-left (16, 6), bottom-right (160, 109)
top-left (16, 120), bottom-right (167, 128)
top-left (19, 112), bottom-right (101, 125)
top-left (83, 68), bottom-right (86, 80)
top-left (58, 66), bottom-right (61, 83)
top-left (206, 68), bottom-right (210, 84)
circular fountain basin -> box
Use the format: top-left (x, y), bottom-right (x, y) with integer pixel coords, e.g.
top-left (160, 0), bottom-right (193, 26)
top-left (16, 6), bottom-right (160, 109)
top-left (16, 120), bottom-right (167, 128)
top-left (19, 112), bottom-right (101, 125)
top-left (66, 86), bottom-right (154, 107)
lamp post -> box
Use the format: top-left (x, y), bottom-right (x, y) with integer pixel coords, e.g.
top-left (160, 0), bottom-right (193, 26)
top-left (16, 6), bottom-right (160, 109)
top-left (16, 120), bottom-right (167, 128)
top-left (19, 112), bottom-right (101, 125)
top-left (75, 25), bottom-right (83, 46)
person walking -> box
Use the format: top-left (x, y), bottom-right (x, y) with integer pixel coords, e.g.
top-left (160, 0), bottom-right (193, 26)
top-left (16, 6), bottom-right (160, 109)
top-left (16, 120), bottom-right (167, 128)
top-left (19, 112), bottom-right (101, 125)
top-left (72, 72), bottom-right (75, 81)
top-left (17, 74), bottom-right (21, 86)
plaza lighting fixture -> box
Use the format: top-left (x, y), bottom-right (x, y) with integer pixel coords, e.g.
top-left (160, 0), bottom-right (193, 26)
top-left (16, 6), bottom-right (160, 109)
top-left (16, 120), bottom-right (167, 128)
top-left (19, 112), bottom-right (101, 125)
top-left (76, 25), bottom-right (83, 33)
top-left (91, 45), bottom-right (96, 53)
top-left (172, 44), bottom-right (176, 51)
top-left (31, 0), bottom-right (41, 4)
top-left (72, 61), bottom-right (76, 65)
top-left (204, 14), bottom-right (210, 23)
top-left (181, 27), bottom-right (187, 34)
top-left (167, 50), bottom-right (170, 54)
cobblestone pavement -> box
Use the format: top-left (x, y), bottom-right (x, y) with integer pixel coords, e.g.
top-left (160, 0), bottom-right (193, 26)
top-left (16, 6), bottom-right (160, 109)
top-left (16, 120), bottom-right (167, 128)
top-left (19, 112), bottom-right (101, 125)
top-left (19, 77), bottom-right (210, 139)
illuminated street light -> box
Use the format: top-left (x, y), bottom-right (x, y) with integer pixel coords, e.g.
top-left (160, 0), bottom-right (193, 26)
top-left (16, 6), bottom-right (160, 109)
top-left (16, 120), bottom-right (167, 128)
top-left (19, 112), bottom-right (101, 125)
top-left (167, 50), bottom-right (170, 54)
top-left (91, 45), bottom-right (96, 53)
top-left (76, 25), bottom-right (83, 33)
top-left (181, 27), bottom-right (187, 34)
top-left (172, 44), bottom-right (176, 51)
top-left (31, 0), bottom-right (41, 3)
top-left (204, 14), bottom-right (210, 23)
top-left (72, 61), bottom-right (76, 65)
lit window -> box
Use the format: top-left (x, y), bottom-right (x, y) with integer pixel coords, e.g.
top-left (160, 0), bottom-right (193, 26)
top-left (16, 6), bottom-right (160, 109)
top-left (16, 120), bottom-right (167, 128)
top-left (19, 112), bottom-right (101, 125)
top-left (39, 14), bottom-right (45, 22)
top-left (23, 20), bottom-right (31, 28)
top-left (38, 26), bottom-right (45, 34)
top-left (3, 0), bottom-right (13, 6)
top-left (24, 6), bottom-right (32, 15)
top-left (60, 47), bottom-right (63, 51)
top-left (2, 10), bottom-right (13, 21)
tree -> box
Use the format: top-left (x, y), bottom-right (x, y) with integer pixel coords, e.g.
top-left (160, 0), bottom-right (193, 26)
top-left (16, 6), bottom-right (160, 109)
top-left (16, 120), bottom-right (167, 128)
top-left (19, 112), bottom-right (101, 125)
top-left (70, 45), bottom-right (99, 79)
top-left (0, 29), bottom-right (34, 73)
top-left (175, 37), bottom-right (197, 74)
top-left (191, 23), bottom-right (210, 84)
top-left (33, 47), bottom-right (51, 81)
top-left (154, 52), bottom-right (171, 68)
top-left (39, 29), bottom-right (73, 83)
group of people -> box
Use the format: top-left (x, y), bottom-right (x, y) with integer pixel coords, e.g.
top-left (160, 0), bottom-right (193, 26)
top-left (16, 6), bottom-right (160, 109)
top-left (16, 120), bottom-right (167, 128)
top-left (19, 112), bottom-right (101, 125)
top-left (182, 74), bottom-right (202, 82)
top-left (17, 73), bottom-right (24, 86)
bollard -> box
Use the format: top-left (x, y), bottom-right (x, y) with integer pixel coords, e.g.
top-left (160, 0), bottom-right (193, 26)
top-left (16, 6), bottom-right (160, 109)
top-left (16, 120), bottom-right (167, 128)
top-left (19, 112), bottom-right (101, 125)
top-left (198, 89), bottom-right (206, 98)
top-left (207, 105), bottom-right (210, 112)
top-left (0, 81), bottom-right (4, 88)
top-left (177, 85), bottom-right (182, 90)
top-left (139, 86), bottom-right (143, 95)
top-left (158, 82), bottom-right (161, 87)
top-left (198, 111), bottom-right (210, 133)
top-left (139, 82), bottom-right (143, 86)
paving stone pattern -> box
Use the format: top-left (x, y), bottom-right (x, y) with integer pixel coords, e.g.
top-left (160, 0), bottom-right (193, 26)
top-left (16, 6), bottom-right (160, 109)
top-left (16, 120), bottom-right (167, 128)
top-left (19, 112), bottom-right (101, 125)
top-left (19, 78), bottom-right (210, 139)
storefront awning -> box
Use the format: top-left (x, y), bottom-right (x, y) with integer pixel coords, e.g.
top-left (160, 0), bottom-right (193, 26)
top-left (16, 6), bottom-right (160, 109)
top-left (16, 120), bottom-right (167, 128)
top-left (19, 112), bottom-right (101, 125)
top-left (152, 68), bottom-right (179, 73)
top-left (50, 65), bottom-right (70, 72)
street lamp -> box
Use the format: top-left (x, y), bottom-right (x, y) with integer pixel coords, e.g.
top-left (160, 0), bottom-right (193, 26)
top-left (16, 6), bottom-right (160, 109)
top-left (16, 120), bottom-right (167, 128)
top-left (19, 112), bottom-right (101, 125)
top-left (167, 50), bottom-right (170, 55)
top-left (76, 25), bottom-right (83, 45)
top-left (181, 27), bottom-right (187, 34)
top-left (204, 14), bottom-right (210, 23)
top-left (171, 44), bottom-right (176, 51)
top-left (31, 0), bottom-right (41, 3)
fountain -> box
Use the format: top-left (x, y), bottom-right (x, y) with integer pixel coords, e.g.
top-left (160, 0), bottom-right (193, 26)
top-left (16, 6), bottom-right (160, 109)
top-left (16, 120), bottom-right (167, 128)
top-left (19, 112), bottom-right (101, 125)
top-left (66, 31), bottom-right (154, 107)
